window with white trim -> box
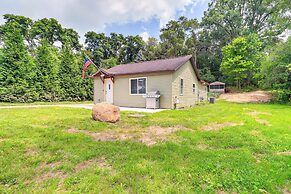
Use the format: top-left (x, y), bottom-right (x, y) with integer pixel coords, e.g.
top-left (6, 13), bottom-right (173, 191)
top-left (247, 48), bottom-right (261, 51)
top-left (130, 78), bottom-right (146, 94)
top-left (180, 78), bottom-right (184, 95)
top-left (193, 83), bottom-right (196, 93)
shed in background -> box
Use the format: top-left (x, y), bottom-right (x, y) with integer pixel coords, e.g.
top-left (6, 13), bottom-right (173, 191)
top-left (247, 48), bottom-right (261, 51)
top-left (209, 81), bottom-right (225, 93)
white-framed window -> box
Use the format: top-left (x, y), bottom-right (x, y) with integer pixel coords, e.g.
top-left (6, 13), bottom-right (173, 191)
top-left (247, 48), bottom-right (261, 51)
top-left (180, 78), bottom-right (184, 95)
top-left (193, 83), bottom-right (196, 93)
top-left (130, 77), bottom-right (147, 95)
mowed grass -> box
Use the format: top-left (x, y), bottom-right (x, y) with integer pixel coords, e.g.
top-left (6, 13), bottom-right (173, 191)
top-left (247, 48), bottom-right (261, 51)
top-left (0, 101), bottom-right (290, 193)
top-left (0, 101), bottom-right (93, 106)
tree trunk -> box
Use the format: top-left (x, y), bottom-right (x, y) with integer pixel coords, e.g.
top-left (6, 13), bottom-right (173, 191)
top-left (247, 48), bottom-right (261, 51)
top-left (237, 79), bottom-right (241, 89)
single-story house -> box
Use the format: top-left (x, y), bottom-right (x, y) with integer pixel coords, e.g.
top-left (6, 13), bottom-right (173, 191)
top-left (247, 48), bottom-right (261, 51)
top-left (91, 55), bottom-right (208, 109)
top-left (209, 81), bottom-right (225, 93)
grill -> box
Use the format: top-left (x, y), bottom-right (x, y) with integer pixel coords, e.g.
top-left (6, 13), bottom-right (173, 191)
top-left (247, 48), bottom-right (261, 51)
top-left (144, 91), bottom-right (161, 109)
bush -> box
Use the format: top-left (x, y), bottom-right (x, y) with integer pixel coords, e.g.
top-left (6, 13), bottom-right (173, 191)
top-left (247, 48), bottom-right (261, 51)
top-left (271, 90), bottom-right (291, 103)
top-left (208, 92), bottom-right (221, 98)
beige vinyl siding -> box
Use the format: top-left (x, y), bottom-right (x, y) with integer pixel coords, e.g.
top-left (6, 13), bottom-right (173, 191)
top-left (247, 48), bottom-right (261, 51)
top-left (197, 82), bottom-right (208, 101)
top-left (93, 60), bottom-right (207, 109)
top-left (113, 72), bottom-right (172, 108)
top-left (172, 61), bottom-right (207, 108)
top-left (93, 77), bottom-right (104, 104)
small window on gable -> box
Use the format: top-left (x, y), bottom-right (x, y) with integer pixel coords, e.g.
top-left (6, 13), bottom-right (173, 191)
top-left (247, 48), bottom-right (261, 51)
top-left (193, 83), bottom-right (196, 93)
top-left (180, 78), bottom-right (184, 95)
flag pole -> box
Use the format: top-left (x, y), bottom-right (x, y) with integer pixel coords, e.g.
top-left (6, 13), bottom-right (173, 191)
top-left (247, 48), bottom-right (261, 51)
top-left (84, 53), bottom-right (99, 70)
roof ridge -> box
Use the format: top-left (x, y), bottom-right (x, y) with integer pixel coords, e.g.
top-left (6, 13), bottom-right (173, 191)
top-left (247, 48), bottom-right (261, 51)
top-left (109, 55), bottom-right (192, 69)
top-left (92, 54), bottom-right (205, 84)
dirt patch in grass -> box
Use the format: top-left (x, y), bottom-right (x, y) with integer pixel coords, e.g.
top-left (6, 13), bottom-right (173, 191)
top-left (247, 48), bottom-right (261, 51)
top-left (37, 171), bottom-right (67, 183)
top-left (247, 111), bottom-right (271, 116)
top-left (36, 161), bottom-right (65, 183)
top-left (36, 157), bottom-right (112, 186)
top-left (252, 153), bottom-right (265, 163)
top-left (275, 151), bottom-right (291, 156)
top-left (139, 125), bottom-right (190, 146)
top-left (282, 186), bottom-right (291, 194)
top-left (68, 128), bottom-right (134, 141)
top-left (40, 161), bottom-right (62, 169)
top-left (247, 111), bottom-right (272, 126)
top-left (217, 191), bottom-right (238, 194)
top-left (67, 125), bottom-right (190, 146)
top-left (200, 122), bottom-right (244, 131)
top-left (74, 157), bottom-right (112, 172)
top-left (249, 130), bottom-right (267, 143)
top-left (25, 148), bottom-right (38, 156)
top-left (196, 144), bottom-right (211, 150)
top-left (220, 90), bottom-right (272, 103)
top-left (249, 129), bottom-right (263, 136)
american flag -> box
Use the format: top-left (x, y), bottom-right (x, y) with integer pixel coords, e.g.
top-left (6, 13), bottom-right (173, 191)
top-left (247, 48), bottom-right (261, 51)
top-left (82, 59), bottom-right (92, 79)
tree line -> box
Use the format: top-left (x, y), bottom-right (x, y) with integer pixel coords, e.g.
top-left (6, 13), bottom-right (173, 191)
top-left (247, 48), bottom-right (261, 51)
top-left (0, 0), bottom-right (290, 102)
top-left (0, 15), bottom-right (145, 102)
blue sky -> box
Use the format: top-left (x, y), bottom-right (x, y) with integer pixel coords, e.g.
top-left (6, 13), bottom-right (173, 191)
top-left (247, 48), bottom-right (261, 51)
top-left (0, 0), bottom-right (211, 42)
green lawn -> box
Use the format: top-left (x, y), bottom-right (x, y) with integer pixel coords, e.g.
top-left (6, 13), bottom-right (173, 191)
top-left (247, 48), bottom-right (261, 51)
top-left (0, 101), bottom-right (93, 106)
top-left (0, 101), bottom-right (290, 193)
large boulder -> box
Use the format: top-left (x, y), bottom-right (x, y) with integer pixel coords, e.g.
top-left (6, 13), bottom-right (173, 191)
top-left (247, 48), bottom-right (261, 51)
top-left (92, 103), bottom-right (120, 123)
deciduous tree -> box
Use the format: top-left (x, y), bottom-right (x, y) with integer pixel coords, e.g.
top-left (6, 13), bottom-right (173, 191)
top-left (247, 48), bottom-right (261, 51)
top-left (260, 37), bottom-right (291, 102)
top-left (199, 0), bottom-right (291, 81)
top-left (220, 33), bottom-right (263, 88)
top-left (160, 16), bottom-right (199, 58)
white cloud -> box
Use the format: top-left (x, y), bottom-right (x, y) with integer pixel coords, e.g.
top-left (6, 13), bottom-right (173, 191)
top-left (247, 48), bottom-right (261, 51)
top-left (139, 31), bottom-right (150, 42)
top-left (188, 0), bottom-right (209, 14)
top-left (0, 0), bottom-right (200, 37)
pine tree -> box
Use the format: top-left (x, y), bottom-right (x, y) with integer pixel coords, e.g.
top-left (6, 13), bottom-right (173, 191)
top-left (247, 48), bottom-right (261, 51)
top-left (0, 22), bottom-right (38, 102)
top-left (59, 45), bottom-right (82, 101)
top-left (35, 40), bottom-right (61, 101)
